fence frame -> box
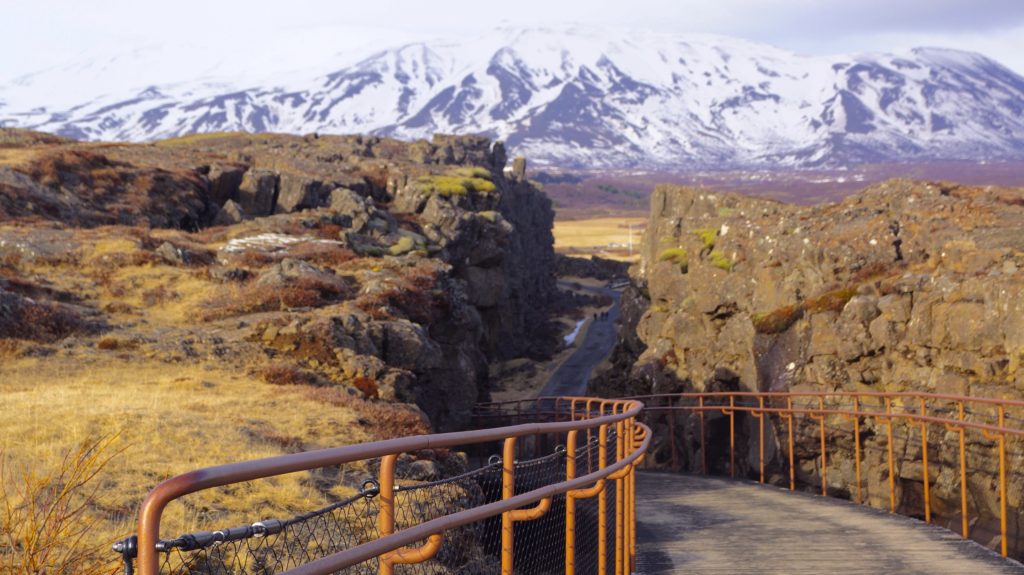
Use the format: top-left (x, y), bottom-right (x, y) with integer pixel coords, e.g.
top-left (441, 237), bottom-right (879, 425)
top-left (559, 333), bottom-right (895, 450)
top-left (134, 396), bottom-right (649, 575)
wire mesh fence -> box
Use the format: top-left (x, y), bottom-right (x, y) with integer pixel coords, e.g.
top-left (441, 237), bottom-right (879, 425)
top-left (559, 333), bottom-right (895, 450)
top-left (115, 401), bottom-right (636, 575)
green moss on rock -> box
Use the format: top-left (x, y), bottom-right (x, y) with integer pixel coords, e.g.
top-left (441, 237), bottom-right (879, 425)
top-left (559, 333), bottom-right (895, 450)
top-left (694, 228), bottom-right (718, 250)
top-left (708, 250), bottom-right (734, 271)
top-left (658, 247), bottom-right (689, 272)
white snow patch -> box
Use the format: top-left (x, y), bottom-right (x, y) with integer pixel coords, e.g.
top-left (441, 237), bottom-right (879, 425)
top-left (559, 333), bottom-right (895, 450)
top-left (564, 319), bottom-right (586, 346)
top-left (221, 233), bottom-right (341, 253)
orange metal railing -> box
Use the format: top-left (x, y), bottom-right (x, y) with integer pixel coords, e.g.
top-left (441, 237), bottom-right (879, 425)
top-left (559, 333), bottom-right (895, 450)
top-left (632, 391), bottom-right (1023, 557)
top-left (131, 396), bottom-right (649, 575)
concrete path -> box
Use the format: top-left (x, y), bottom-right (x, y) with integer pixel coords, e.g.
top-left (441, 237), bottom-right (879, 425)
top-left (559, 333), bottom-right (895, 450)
top-left (538, 282), bottom-right (622, 398)
top-left (635, 472), bottom-right (1024, 575)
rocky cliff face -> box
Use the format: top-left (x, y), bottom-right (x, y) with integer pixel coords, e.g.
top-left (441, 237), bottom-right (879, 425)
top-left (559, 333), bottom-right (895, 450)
top-left (0, 130), bottom-right (557, 431)
top-left (595, 180), bottom-right (1024, 551)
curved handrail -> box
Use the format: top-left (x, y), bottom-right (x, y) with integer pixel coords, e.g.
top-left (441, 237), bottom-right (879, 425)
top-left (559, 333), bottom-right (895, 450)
top-left (135, 396), bottom-right (646, 575)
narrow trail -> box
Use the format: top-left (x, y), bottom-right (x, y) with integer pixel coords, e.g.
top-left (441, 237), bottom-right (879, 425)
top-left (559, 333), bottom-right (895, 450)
top-left (538, 281), bottom-right (622, 397)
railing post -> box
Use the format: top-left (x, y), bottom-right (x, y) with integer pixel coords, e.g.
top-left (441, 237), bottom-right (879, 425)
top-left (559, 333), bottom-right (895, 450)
top-left (667, 396), bottom-right (678, 471)
top-left (598, 422), bottom-right (609, 575)
top-left (565, 430), bottom-right (577, 575)
top-left (853, 396), bottom-right (862, 504)
top-left (379, 454), bottom-right (398, 575)
top-left (958, 401), bottom-right (968, 539)
top-left (998, 405), bottom-right (1007, 558)
top-left (626, 415), bottom-right (634, 568)
top-left (816, 396), bottom-right (827, 496)
top-left (980, 404), bottom-right (1009, 556)
top-left (615, 412), bottom-right (625, 574)
top-left (378, 454), bottom-right (445, 575)
top-left (501, 437), bottom-right (516, 575)
top-left (787, 396), bottom-right (795, 491)
top-left (919, 397), bottom-right (931, 523)
top-left (944, 401), bottom-right (969, 539)
top-left (699, 395), bottom-right (707, 474)
top-left (752, 396), bottom-right (765, 484)
top-left (886, 397), bottom-right (896, 513)
top-left (720, 396), bottom-right (736, 478)
top-left (586, 399), bottom-right (595, 471)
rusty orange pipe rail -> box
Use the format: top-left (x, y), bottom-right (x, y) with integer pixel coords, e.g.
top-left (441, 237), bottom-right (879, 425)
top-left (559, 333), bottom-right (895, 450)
top-left (135, 396), bottom-right (649, 575)
top-left (633, 390), bottom-right (1024, 558)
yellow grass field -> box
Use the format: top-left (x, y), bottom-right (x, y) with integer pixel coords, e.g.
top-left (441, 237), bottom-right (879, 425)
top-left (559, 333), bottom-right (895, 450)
top-left (0, 358), bottom-right (378, 556)
top-left (552, 216), bottom-right (646, 261)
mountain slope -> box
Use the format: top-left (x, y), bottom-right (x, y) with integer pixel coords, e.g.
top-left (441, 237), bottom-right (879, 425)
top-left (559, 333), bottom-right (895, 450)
top-left (3, 26), bottom-right (1024, 168)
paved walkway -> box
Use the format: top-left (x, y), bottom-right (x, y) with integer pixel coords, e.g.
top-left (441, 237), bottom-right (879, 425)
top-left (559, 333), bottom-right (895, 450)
top-left (635, 472), bottom-right (1024, 574)
top-left (539, 282), bottom-right (621, 397)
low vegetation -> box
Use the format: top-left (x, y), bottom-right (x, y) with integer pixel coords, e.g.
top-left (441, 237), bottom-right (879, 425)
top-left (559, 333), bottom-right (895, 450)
top-left (752, 285), bottom-right (860, 334)
top-left (707, 250), bottom-right (734, 272)
top-left (693, 227), bottom-right (718, 251)
top-left (201, 274), bottom-right (354, 321)
top-left (415, 167), bottom-right (496, 197)
top-left (658, 247), bottom-right (689, 272)
top-left (1, 435), bottom-right (123, 575)
top-left (751, 304), bottom-right (804, 335)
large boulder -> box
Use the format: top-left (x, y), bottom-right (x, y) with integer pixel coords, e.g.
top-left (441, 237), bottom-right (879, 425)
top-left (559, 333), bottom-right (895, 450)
top-left (276, 174), bottom-right (327, 213)
top-left (213, 199), bottom-right (245, 226)
top-left (207, 165), bottom-right (245, 207)
top-left (238, 170), bottom-right (278, 216)
top-left (328, 188), bottom-right (375, 232)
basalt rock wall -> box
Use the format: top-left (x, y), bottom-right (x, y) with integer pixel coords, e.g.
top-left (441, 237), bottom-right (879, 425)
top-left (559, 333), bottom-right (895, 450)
top-left (594, 180), bottom-right (1024, 553)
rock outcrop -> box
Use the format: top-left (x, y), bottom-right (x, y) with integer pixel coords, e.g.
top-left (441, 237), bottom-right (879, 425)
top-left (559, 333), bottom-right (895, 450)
top-left (0, 130), bottom-right (558, 432)
top-left (595, 180), bottom-right (1024, 552)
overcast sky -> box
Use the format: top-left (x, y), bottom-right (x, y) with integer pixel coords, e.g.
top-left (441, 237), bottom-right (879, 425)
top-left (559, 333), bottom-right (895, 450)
top-left (4, 0), bottom-right (1024, 82)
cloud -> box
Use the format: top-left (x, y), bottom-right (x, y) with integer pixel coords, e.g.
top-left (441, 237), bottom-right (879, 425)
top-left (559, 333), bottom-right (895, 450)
top-left (3, 0), bottom-right (1024, 80)
top-left (719, 0), bottom-right (1024, 37)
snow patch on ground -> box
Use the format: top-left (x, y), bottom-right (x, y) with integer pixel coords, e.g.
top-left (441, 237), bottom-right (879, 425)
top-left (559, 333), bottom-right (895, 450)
top-left (564, 319), bottom-right (587, 346)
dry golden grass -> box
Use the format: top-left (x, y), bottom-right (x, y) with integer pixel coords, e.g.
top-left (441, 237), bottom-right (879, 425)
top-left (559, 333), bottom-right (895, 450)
top-left (1, 435), bottom-right (123, 575)
top-left (0, 357), bottom-right (377, 560)
top-left (553, 216), bottom-right (646, 262)
top-left (0, 148), bottom-right (40, 168)
top-left (153, 132), bottom-right (250, 147)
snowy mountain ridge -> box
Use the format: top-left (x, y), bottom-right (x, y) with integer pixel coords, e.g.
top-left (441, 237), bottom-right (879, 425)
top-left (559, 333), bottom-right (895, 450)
top-left (3, 26), bottom-right (1024, 169)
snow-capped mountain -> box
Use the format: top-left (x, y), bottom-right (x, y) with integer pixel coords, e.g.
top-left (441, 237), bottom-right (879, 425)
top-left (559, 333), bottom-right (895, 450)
top-left (3, 26), bottom-right (1024, 169)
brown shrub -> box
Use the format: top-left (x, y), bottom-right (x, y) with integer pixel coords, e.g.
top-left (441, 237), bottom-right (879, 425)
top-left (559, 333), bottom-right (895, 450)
top-left (804, 286), bottom-right (858, 315)
top-left (751, 305), bottom-right (804, 335)
top-left (850, 261), bottom-right (891, 284)
top-left (353, 264), bottom-right (446, 324)
top-left (95, 335), bottom-right (140, 351)
top-left (308, 223), bottom-right (346, 241)
top-left (285, 242), bottom-right (358, 268)
top-left (352, 376), bottom-right (379, 399)
top-left (255, 363), bottom-right (323, 387)
top-left (202, 274), bottom-right (353, 320)
top-left (87, 250), bottom-right (161, 270)
top-left (753, 284), bottom-right (859, 335)
top-left (0, 293), bottom-right (97, 342)
top-left (140, 285), bottom-right (178, 307)
top-left (302, 387), bottom-right (429, 440)
top-left (229, 249), bottom-right (277, 269)
top-left (22, 150), bottom-right (125, 191)
top-left (0, 339), bottom-right (21, 357)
